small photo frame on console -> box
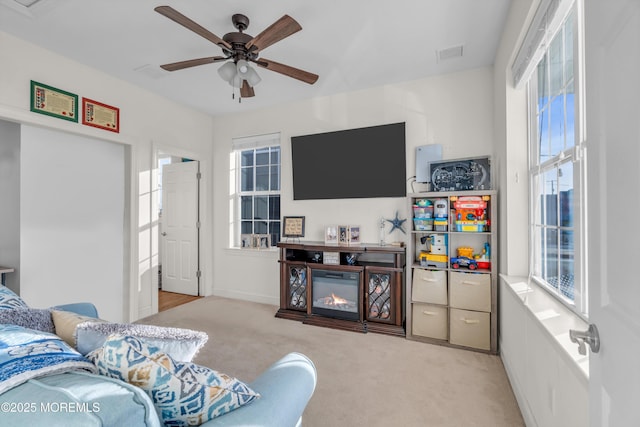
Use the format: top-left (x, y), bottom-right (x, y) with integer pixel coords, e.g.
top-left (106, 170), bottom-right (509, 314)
top-left (282, 216), bottom-right (305, 238)
top-left (338, 226), bottom-right (349, 245)
top-left (348, 226), bottom-right (361, 245)
top-left (325, 226), bottom-right (338, 245)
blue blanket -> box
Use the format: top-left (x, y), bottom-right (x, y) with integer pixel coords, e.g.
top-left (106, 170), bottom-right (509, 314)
top-left (0, 324), bottom-right (96, 394)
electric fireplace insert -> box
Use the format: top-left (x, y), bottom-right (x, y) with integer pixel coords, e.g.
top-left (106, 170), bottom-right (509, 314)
top-left (311, 269), bottom-right (360, 321)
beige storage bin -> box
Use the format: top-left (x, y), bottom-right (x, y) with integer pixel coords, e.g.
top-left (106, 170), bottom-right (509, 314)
top-left (412, 269), bottom-right (447, 305)
top-left (412, 303), bottom-right (448, 340)
top-left (449, 308), bottom-right (490, 350)
top-left (449, 271), bottom-right (491, 312)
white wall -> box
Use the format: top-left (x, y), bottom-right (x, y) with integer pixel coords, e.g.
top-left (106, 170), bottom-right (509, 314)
top-left (211, 67), bottom-right (495, 305)
top-left (0, 31), bottom-right (214, 320)
top-left (0, 120), bottom-right (20, 291)
top-left (20, 126), bottom-right (125, 321)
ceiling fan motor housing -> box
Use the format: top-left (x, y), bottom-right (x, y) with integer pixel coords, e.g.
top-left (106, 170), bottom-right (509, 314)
top-left (222, 31), bottom-right (257, 62)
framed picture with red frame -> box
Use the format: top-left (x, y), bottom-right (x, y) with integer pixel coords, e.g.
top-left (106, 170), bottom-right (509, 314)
top-left (82, 97), bottom-right (119, 133)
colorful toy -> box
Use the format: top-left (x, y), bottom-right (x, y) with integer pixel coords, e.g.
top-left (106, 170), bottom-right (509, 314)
top-left (457, 246), bottom-right (474, 258)
top-left (420, 251), bottom-right (448, 268)
top-left (434, 199), bottom-right (448, 219)
top-left (450, 256), bottom-right (478, 270)
top-left (452, 196), bottom-right (489, 232)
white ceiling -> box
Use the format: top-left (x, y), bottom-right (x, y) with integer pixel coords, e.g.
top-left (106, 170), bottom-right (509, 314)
top-left (0, 0), bottom-right (512, 117)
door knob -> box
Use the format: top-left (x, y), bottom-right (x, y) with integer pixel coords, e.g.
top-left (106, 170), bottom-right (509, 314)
top-left (569, 324), bottom-right (600, 355)
top-left (161, 232), bottom-right (167, 236)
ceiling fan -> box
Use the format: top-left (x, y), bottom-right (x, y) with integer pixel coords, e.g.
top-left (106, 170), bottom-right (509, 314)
top-left (154, 6), bottom-right (319, 99)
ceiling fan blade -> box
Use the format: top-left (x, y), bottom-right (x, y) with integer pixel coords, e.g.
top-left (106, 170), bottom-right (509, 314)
top-left (255, 58), bottom-right (318, 84)
top-left (245, 15), bottom-right (302, 52)
top-left (155, 6), bottom-right (232, 50)
top-left (240, 81), bottom-right (255, 98)
top-left (160, 56), bottom-right (227, 72)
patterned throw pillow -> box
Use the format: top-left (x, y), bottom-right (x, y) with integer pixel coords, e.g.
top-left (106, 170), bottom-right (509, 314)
top-left (89, 335), bottom-right (259, 426)
top-left (0, 308), bottom-right (54, 333)
top-left (76, 322), bottom-right (208, 361)
top-left (0, 285), bottom-right (28, 310)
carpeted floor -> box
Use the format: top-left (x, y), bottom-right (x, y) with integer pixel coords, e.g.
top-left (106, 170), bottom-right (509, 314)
top-left (139, 296), bottom-right (524, 427)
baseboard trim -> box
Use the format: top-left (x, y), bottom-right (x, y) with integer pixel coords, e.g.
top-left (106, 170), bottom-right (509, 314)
top-left (212, 289), bottom-right (279, 306)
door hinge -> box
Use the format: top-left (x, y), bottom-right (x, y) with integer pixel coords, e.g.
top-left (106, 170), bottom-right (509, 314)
top-left (196, 172), bottom-right (202, 180)
top-left (196, 270), bottom-right (201, 279)
top-left (196, 221), bottom-right (201, 228)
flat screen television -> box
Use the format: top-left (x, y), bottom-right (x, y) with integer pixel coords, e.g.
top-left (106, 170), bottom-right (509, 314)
top-left (291, 122), bottom-right (406, 200)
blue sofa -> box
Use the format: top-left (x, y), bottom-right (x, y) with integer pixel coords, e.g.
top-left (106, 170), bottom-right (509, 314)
top-left (0, 302), bottom-right (317, 427)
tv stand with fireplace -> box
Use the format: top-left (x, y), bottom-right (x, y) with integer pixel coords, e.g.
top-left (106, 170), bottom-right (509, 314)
top-left (276, 241), bottom-right (405, 336)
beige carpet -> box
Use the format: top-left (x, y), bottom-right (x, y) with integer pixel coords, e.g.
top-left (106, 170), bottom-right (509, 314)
top-left (139, 296), bottom-right (524, 427)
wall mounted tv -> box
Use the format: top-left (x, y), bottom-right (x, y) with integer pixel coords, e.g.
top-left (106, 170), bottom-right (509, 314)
top-left (291, 122), bottom-right (406, 200)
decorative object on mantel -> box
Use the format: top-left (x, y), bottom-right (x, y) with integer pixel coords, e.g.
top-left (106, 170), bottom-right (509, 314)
top-left (385, 211), bottom-right (407, 234)
top-left (338, 226), bottom-right (349, 245)
top-left (348, 226), bottom-right (360, 245)
top-left (324, 226), bottom-right (338, 245)
top-left (345, 253), bottom-right (358, 265)
top-left (338, 226), bottom-right (360, 245)
top-left (282, 216), bottom-right (305, 241)
top-left (379, 218), bottom-right (386, 246)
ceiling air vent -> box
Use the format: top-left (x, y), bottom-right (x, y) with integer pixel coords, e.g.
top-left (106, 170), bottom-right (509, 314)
top-left (437, 45), bottom-right (464, 62)
top-left (134, 64), bottom-right (170, 80)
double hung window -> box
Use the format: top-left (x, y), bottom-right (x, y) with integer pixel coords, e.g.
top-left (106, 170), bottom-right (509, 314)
top-left (232, 133), bottom-right (281, 248)
top-left (525, 2), bottom-right (587, 316)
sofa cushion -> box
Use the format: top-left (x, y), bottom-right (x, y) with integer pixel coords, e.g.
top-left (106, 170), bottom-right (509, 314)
top-left (51, 310), bottom-right (207, 362)
top-left (0, 308), bottom-right (55, 333)
top-left (89, 335), bottom-right (259, 426)
top-left (51, 310), bottom-right (107, 347)
top-left (0, 285), bottom-right (28, 310)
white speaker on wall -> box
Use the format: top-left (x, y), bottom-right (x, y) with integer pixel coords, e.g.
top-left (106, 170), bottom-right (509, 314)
top-left (416, 144), bottom-right (442, 183)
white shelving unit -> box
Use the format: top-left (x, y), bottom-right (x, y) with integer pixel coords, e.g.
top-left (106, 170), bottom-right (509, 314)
top-left (405, 190), bottom-right (498, 354)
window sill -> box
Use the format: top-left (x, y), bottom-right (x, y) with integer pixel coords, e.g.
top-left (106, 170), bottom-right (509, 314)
top-left (224, 247), bottom-right (278, 257)
top-left (500, 274), bottom-right (589, 381)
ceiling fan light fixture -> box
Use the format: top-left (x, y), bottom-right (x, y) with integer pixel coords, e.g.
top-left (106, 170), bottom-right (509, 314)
top-left (229, 73), bottom-right (243, 88)
top-left (245, 67), bottom-right (262, 87)
top-left (217, 62), bottom-right (237, 81)
top-left (236, 59), bottom-right (250, 75)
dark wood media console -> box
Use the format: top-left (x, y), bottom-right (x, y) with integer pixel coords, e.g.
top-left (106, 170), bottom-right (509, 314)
top-left (276, 241), bottom-right (405, 336)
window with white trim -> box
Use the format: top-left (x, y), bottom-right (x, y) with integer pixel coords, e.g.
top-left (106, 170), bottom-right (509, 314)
top-left (231, 133), bottom-right (281, 248)
top-left (519, 1), bottom-right (587, 317)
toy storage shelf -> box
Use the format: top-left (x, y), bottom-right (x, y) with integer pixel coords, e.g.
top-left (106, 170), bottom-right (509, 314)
top-left (406, 190), bottom-right (498, 354)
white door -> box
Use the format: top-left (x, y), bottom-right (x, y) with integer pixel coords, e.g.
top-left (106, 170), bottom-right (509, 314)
top-left (585, 0), bottom-right (640, 425)
top-left (161, 161), bottom-right (199, 296)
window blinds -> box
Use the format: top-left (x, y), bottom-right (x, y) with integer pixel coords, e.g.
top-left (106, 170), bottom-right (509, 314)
top-left (511, 0), bottom-right (575, 89)
top-left (231, 132), bottom-right (281, 151)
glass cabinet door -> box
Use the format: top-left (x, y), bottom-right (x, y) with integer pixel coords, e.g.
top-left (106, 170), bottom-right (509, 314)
top-left (287, 264), bottom-right (307, 311)
top-left (365, 270), bottom-right (395, 324)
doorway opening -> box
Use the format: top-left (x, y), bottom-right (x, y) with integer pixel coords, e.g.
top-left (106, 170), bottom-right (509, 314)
top-left (155, 151), bottom-right (201, 309)
top-left (159, 290), bottom-right (202, 312)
